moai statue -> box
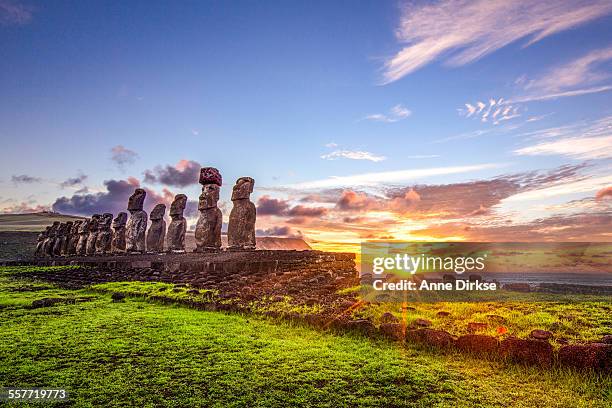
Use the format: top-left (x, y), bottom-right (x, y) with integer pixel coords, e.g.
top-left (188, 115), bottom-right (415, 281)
top-left (60, 221), bottom-right (74, 255)
top-left (146, 204), bottom-right (166, 253)
top-left (43, 221), bottom-right (60, 256)
top-left (125, 188), bottom-right (147, 253)
top-left (166, 194), bottom-right (187, 252)
top-left (111, 212), bottom-right (128, 253)
top-left (76, 218), bottom-right (90, 256)
top-left (52, 223), bottom-right (68, 256)
top-left (227, 177), bottom-right (256, 250)
top-left (195, 167), bottom-right (223, 252)
top-left (67, 220), bottom-right (82, 255)
top-left (35, 227), bottom-right (50, 257)
top-left (95, 213), bottom-right (113, 254)
top-left (86, 214), bottom-right (101, 255)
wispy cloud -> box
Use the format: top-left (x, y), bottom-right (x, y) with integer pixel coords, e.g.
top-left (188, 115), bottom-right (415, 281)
top-left (287, 163), bottom-right (503, 189)
top-left (523, 46), bottom-right (612, 93)
top-left (364, 104), bottom-right (411, 122)
top-left (0, 0), bottom-right (34, 26)
top-left (11, 174), bottom-right (41, 185)
top-left (382, 0), bottom-right (612, 84)
top-left (460, 97), bottom-right (521, 125)
top-left (514, 115), bottom-right (612, 159)
top-left (321, 150), bottom-right (386, 162)
top-left (515, 135), bottom-right (612, 160)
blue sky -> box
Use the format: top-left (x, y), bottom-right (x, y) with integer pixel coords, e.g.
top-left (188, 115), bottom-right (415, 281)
top-left (1, 0), bottom-right (611, 247)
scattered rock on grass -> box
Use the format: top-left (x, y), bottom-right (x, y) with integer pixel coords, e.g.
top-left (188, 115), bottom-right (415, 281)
top-left (345, 319), bottom-right (376, 336)
top-left (186, 289), bottom-right (200, 295)
top-left (436, 311), bottom-right (450, 317)
top-left (530, 329), bottom-right (553, 340)
top-left (405, 329), bottom-right (455, 349)
top-left (600, 335), bottom-right (612, 344)
top-left (415, 318), bottom-right (431, 327)
top-left (379, 323), bottom-right (404, 340)
top-left (380, 312), bottom-right (399, 324)
top-left (456, 334), bottom-right (499, 354)
top-left (467, 322), bottom-right (488, 332)
top-left (500, 338), bottom-right (553, 367)
top-left (558, 343), bottom-right (611, 371)
top-left (111, 292), bottom-right (126, 302)
top-left (31, 298), bottom-right (65, 308)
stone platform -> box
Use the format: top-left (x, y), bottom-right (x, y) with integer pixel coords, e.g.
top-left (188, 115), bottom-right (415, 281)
top-left (2, 250), bottom-right (358, 294)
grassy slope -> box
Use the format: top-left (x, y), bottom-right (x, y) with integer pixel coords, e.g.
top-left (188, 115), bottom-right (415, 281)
top-left (0, 213), bottom-right (84, 232)
top-left (0, 272), bottom-right (610, 407)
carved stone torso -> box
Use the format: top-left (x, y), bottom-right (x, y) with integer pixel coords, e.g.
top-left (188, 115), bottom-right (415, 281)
top-left (227, 177), bottom-right (256, 250)
top-left (195, 207), bottom-right (222, 250)
top-left (227, 200), bottom-right (256, 249)
top-left (126, 210), bottom-right (148, 252)
top-left (195, 182), bottom-right (223, 251)
top-left (95, 214), bottom-right (113, 254)
top-left (111, 212), bottom-right (127, 253)
top-left (86, 216), bottom-right (100, 255)
top-left (166, 194), bottom-right (188, 252)
top-left (76, 220), bottom-right (90, 256)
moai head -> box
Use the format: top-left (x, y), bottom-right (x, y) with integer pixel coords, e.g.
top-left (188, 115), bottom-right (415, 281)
top-left (128, 188), bottom-right (146, 212)
top-left (150, 204), bottom-right (166, 220)
top-left (231, 177), bottom-right (254, 201)
top-left (78, 219), bottom-right (90, 234)
top-left (170, 194), bottom-right (187, 219)
top-left (199, 167), bottom-right (222, 186)
top-left (71, 221), bottom-right (82, 234)
top-left (89, 214), bottom-right (101, 231)
top-left (112, 212), bottom-right (128, 229)
top-left (65, 221), bottom-right (73, 233)
top-left (101, 213), bottom-right (113, 229)
top-left (49, 221), bottom-right (60, 236)
top-left (199, 184), bottom-right (220, 210)
top-left (42, 226), bottom-right (51, 238)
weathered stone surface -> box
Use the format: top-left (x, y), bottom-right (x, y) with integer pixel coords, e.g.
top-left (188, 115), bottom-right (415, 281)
top-left (67, 221), bottom-right (82, 255)
top-left (76, 219), bottom-right (90, 256)
top-left (405, 329), bottom-right (455, 348)
top-left (467, 322), bottom-right (488, 332)
top-left (95, 213), bottom-right (113, 254)
top-left (530, 329), bottom-right (553, 340)
top-left (227, 177), bottom-right (256, 250)
top-left (126, 189), bottom-right (148, 253)
top-left (415, 318), bottom-right (432, 327)
top-left (379, 323), bottom-right (404, 340)
top-left (111, 212), bottom-right (128, 253)
top-left (345, 319), bottom-right (376, 336)
top-left (195, 184), bottom-right (222, 251)
top-left (86, 214), bottom-right (101, 255)
top-left (436, 311), bottom-right (451, 317)
top-left (199, 167), bottom-right (222, 186)
top-left (60, 221), bottom-right (73, 255)
top-left (43, 222), bottom-right (60, 256)
top-left (456, 334), bottom-right (499, 354)
top-left (499, 338), bottom-right (553, 367)
top-left (35, 227), bottom-right (50, 256)
top-left (166, 194), bottom-right (187, 252)
top-left (53, 222), bottom-right (69, 256)
top-left (146, 204), bottom-right (166, 253)
top-left (601, 335), bottom-right (612, 344)
top-left (380, 312), bottom-right (399, 324)
top-left (558, 343), bottom-right (611, 371)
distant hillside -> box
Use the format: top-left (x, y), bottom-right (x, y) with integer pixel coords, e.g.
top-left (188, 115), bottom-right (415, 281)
top-left (0, 212), bottom-right (85, 232)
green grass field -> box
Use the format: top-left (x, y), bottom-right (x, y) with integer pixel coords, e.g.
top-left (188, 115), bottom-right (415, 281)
top-left (0, 268), bottom-right (610, 407)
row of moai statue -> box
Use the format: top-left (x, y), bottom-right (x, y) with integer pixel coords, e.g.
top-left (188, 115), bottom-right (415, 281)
top-left (34, 167), bottom-right (257, 257)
